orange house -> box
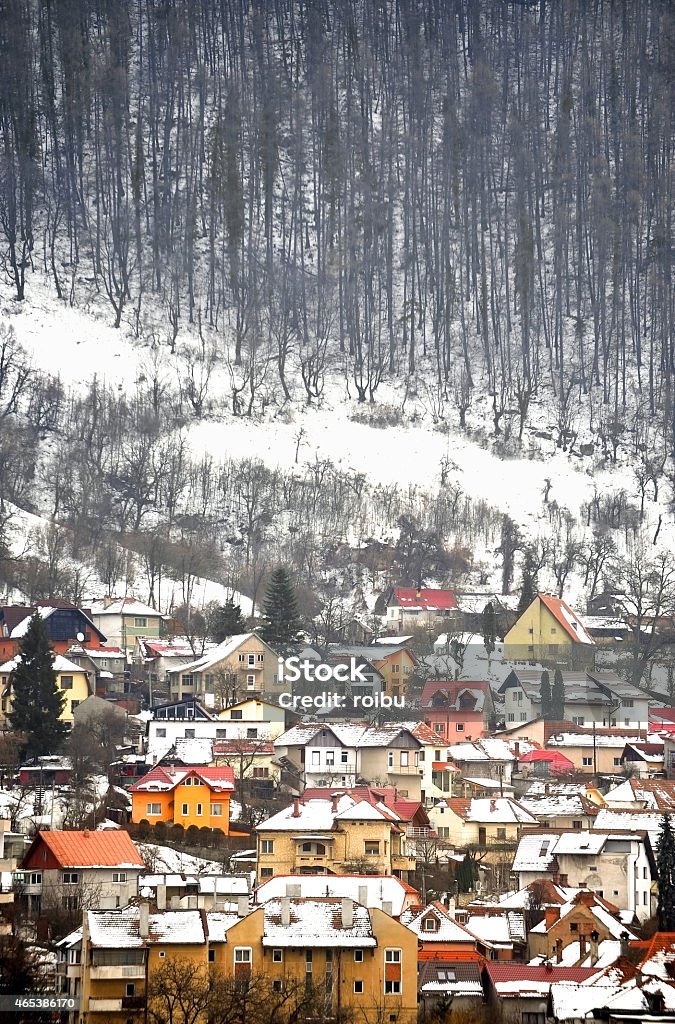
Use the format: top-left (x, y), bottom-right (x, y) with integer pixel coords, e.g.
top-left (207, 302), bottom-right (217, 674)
top-left (131, 765), bottom-right (235, 834)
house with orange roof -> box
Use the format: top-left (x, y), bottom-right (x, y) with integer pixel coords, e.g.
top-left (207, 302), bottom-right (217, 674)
top-left (504, 592), bottom-right (596, 668)
top-left (17, 829), bottom-right (144, 916)
top-left (401, 901), bottom-right (479, 957)
top-left (130, 764), bottom-right (236, 834)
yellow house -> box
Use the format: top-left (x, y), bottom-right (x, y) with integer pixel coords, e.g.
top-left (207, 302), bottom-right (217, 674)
top-left (330, 644), bottom-right (417, 699)
top-left (546, 727), bottom-right (647, 775)
top-left (255, 794), bottom-right (415, 883)
top-left (131, 765), bottom-right (235, 833)
top-left (0, 653), bottom-right (91, 724)
top-left (218, 696), bottom-right (288, 738)
top-left (219, 898), bottom-right (418, 1024)
top-left (168, 632), bottom-right (282, 706)
top-left (504, 593), bottom-right (596, 668)
top-left (429, 796), bottom-right (538, 847)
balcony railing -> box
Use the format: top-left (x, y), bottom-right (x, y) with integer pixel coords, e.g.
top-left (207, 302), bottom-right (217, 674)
top-left (405, 826), bottom-right (439, 840)
top-left (90, 966), bottom-right (145, 981)
top-left (387, 765), bottom-right (422, 776)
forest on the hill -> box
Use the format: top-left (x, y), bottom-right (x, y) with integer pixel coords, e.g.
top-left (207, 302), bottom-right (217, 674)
top-left (0, 0), bottom-right (673, 629)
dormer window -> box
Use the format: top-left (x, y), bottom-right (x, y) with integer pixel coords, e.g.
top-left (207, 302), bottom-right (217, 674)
top-left (422, 917), bottom-right (438, 932)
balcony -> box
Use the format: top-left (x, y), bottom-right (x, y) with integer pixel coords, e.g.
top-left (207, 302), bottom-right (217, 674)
top-left (122, 995), bottom-right (146, 1009)
top-left (405, 826), bottom-right (438, 840)
top-left (387, 765), bottom-right (422, 776)
top-left (391, 854), bottom-right (416, 872)
top-left (88, 999), bottom-right (123, 1012)
top-left (90, 966), bottom-right (145, 980)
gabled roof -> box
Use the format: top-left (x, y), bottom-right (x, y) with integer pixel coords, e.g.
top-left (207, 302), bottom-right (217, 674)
top-left (168, 633), bottom-right (276, 676)
top-left (401, 901), bottom-right (477, 944)
top-left (258, 794), bottom-right (401, 832)
top-left (537, 594), bottom-right (595, 645)
top-left (444, 797), bottom-right (538, 825)
top-left (22, 829), bottom-right (144, 869)
top-left (130, 764), bottom-right (235, 793)
top-left (262, 897), bottom-right (377, 947)
top-left (0, 604), bottom-right (107, 643)
top-left (484, 962), bottom-right (599, 988)
top-left (254, 874), bottom-right (419, 916)
top-left (0, 653), bottom-right (88, 675)
top-left (392, 587), bottom-right (457, 611)
top-left (517, 750), bottom-right (576, 774)
top-left (89, 598), bottom-right (162, 618)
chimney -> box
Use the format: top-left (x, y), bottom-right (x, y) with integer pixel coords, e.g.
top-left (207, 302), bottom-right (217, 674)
top-left (292, 798), bottom-right (300, 818)
top-left (590, 929), bottom-right (599, 965)
top-left (331, 793), bottom-right (339, 813)
top-left (555, 938), bottom-right (563, 964)
top-left (281, 897), bottom-right (291, 926)
top-left (381, 900), bottom-right (393, 917)
top-left (446, 897), bottom-right (456, 920)
top-left (103, 595), bottom-right (113, 609)
top-left (579, 932), bottom-right (587, 958)
top-left (514, 741), bottom-right (520, 756)
top-left (237, 895), bottom-right (249, 918)
top-left (620, 931), bottom-right (630, 959)
top-left (156, 884), bottom-right (166, 911)
top-left (341, 898), bottom-right (354, 929)
top-left (358, 885), bottom-right (368, 907)
top-left (545, 906), bottom-right (560, 929)
top-left (544, 782), bottom-right (550, 795)
top-left (139, 901), bottom-right (149, 939)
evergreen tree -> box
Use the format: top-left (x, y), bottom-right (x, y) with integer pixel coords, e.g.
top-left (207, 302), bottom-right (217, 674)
top-left (260, 566), bottom-right (302, 649)
top-left (481, 602), bottom-right (497, 662)
top-left (551, 668), bottom-right (565, 720)
top-left (657, 814), bottom-right (675, 931)
top-left (517, 547), bottom-right (539, 616)
top-left (208, 599), bottom-right (246, 643)
top-left (540, 670), bottom-right (552, 719)
top-left (8, 612), bottom-right (67, 757)
top-left (456, 853), bottom-right (477, 893)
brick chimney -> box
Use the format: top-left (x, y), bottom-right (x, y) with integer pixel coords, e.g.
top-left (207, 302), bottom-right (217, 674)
top-left (590, 929), bottom-right (599, 965)
top-left (545, 906), bottom-right (560, 929)
top-left (555, 938), bottom-right (563, 963)
top-left (579, 933), bottom-right (587, 958)
top-left (331, 793), bottom-right (339, 813)
top-left (292, 798), bottom-right (300, 818)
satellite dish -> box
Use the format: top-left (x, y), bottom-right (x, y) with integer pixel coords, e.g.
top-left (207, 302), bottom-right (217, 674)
top-left (76, 632), bottom-right (85, 643)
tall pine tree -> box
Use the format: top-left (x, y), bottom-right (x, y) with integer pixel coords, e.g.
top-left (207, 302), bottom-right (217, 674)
top-left (540, 670), bottom-right (552, 719)
top-left (481, 602), bottom-right (497, 662)
top-left (8, 612), bottom-right (67, 757)
top-left (657, 814), bottom-right (675, 931)
top-left (517, 548), bottom-right (539, 616)
top-left (260, 566), bottom-right (302, 650)
top-left (551, 668), bottom-right (565, 721)
top-left (209, 599), bottom-right (246, 643)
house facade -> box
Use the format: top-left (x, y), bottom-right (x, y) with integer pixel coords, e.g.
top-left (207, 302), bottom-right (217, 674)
top-left (167, 633), bottom-right (282, 705)
top-left (89, 598), bottom-right (163, 655)
top-left (499, 667), bottom-right (650, 729)
top-left (0, 604), bottom-right (107, 662)
top-left (130, 765), bottom-right (235, 833)
top-left (384, 587), bottom-right (458, 634)
top-left (0, 653), bottom-right (91, 724)
top-left (503, 593), bottom-right (596, 668)
top-left (421, 679), bottom-right (493, 741)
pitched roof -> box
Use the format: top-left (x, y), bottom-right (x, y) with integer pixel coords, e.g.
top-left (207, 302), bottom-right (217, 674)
top-left (168, 633), bottom-right (275, 676)
top-left (262, 897), bottom-right (377, 947)
top-left (484, 962), bottom-right (599, 988)
top-left (254, 874), bottom-right (418, 916)
top-left (89, 598), bottom-right (162, 617)
top-left (24, 829), bottom-right (144, 869)
top-left (392, 587), bottom-right (458, 611)
top-left (537, 594), bottom-right (595, 645)
top-left (130, 764), bottom-right (235, 793)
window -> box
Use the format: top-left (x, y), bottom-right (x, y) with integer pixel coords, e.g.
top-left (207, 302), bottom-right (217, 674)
top-left (208, 949), bottom-right (216, 963)
top-left (248, 654), bottom-right (256, 666)
top-left (434, 723), bottom-right (444, 733)
top-left (614, 757), bottom-right (622, 766)
top-left (326, 752), bottom-right (335, 765)
top-left (260, 868), bottom-right (273, 878)
top-left (181, 803), bottom-right (189, 815)
top-left (196, 803), bottom-right (203, 816)
top-left (156, 728), bottom-right (166, 738)
top-left (257, 653), bottom-right (264, 662)
top-left (456, 723), bottom-right (464, 732)
top-left (354, 950), bottom-right (364, 962)
top-left (185, 729), bottom-right (195, 739)
top-left (341, 750), bottom-right (349, 764)
top-left (582, 757), bottom-right (593, 767)
top-left (520, 712), bottom-right (527, 721)
top-left (385, 980), bottom-right (401, 994)
top-left (622, 699), bottom-right (634, 708)
top-left (62, 895), bottom-right (79, 910)
top-left (211, 804), bottom-right (223, 816)
top-left (589, 866), bottom-right (597, 872)
top-left (573, 820), bottom-right (583, 830)
top-left (238, 653), bottom-right (245, 662)
top-left (549, 644), bottom-right (558, 654)
top-left (365, 841), bottom-right (380, 856)
top-left (572, 716), bottom-right (585, 725)
top-left (62, 873), bottom-right (79, 884)
top-left (400, 751), bottom-right (408, 767)
top-left (246, 675), bottom-right (256, 687)
top-left (231, 710), bottom-right (243, 720)
top-left (423, 917), bottom-right (438, 932)
top-left (126, 984), bottom-right (135, 997)
top-left (385, 949), bottom-right (401, 962)
top-left (147, 802), bottom-right (161, 816)
top-left (246, 727), bottom-right (258, 738)
top-left (272, 980), bottom-right (283, 992)
top-left (570, 922), bottom-right (578, 931)
top-left (508, 713), bottom-right (515, 722)
top-left (496, 828), bottom-right (507, 841)
top-left (234, 948), bottom-right (252, 964)
top-left (182, 674), bottom-right (194, 687)
top-left (261, 840), bottom-right (274, 854)
top-left (273, 949), bottom-right (283, 963)
top-left (523, 1015), bottom-right (546, 1024)
top-left (388, 751), bottom-right (394, 768)
top-left (354, 981), bottom-right (364, 994)
top-left (112, 872), bottom-right (127, 883)
top-left (60, 676), bottom-right (74, 690)
top-left (134, 617), bottom-right (147, 627)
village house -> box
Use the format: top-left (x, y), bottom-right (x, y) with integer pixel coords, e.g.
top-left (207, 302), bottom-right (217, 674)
top-left (428, 796), bottom-right (538, 847)
top-left (511, 829), bottom-right (655, 921)
top-left (0, 603), bottom-right (108, 662)
top-left (527, 890), bottom-right (636, 963)
top-left (516, 790), bottom-right (600, 830)
top-left (135, 636), bottom-right (210, 695)
top-left (503, 593), bottom-right (596, 669)
top-left (603, 775), bottom-right (675, 810)
top-left (327, 642), bottom-right (418, 700)
top-left (620, 740), bottom-right (665, 777)
top-left (400, 901), bottom-right (478, 957)
top-left (167, 632), bottom-right (281, 705)
top-left (16, 830), bottom-right (143, 917)
top-left (420, 678), bottom-right (494, 741)
top-left (130, 764), bottom-right (236, 834)
top-left (420, 736), bottom-right (517, 806)
top-left (463, 909), bottom-right (527, 961)
top-left (383, 587), bottom-right (459, 634)
top-left (146, 697), bottom-right (288, 763)
top-left (89, 597), bottom-right (164, 656)
top-left (499, 667), bottom-right (650, 729)
top-left (0, 653), bottom-right (92, 725)
top-left (65, 644), bottom-right (128, 698)
top-left (136, 871), bottom-right (250, 911)
top-left (482, 962), bottom-right (600, 1023)
top-left (515, 748), bottom-right (577, 777)
top-left (546, 725), bottom-right (649, 774)
top-left (255, 793), bottom-right (416, 883)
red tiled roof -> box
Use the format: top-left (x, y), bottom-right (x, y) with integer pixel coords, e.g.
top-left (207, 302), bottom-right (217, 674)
top-left (633, 932), bottom-right (675, 964)
top-left (394, 588), bottom-right (458, 611)
top-left (518, 750), bottom-right (575, 774)
top-left (485, 963), bottom-right (598, 985)
top-left (131, 765), bottom-right (235, 793)
top-left (419, 949), bottom-right (484, 962)
top-left (421, 679), bottom-right (491, 707)
top-left (25, 829), bottom-right (144, 868)
top-left (538, 594), bottom-right (594, 645)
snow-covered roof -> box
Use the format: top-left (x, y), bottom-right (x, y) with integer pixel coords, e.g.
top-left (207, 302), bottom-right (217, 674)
top-left (518, 794), bottom-right (597, 819)
top-left (593, 808), bottom-right (663, 850)
top-left (90, 598), bottom-right (161, 617)
top-left (449, 797), bottom-right (538, 824)
top-left (537, 594), bottom-right (595, 646)
top-left (0, 653), bottom-right (86, 674)
top-left (465, 912), bottom-right (525, 947)
top-left (512, 833), bottom-right (559, 873)
top-left (167, 633), bottom-right (268, 676)
top-left (255, 875), bottom-right (416, 916)
top-left (401, 903), bottom-right (476, 943)
top-left (259, 795), bottom-right (400, 832)
top-left (548, 730), bottom-right (645, 748)
top-left (262, 898), bottom-right (376, 947)
top-left (206, 912), bottom-right (241, 942)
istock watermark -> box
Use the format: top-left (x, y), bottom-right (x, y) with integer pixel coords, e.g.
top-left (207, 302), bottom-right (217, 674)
top-left (279, 691), bottom-right (405, 710)
top-left (277, 656), bottom-right (406, 711)
top-left (277, 656), bottom-right (370, 685)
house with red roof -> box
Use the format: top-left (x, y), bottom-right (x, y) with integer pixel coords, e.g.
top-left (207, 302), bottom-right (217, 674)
top-left (504, 592), bottom-right (596, 669)
top-left (384, 587), bottom-right (458, 634)
top-left (516, 748), bottom-right (576, 778)
top-left (482, 962), bottom-right (600, 1021)
top-left (130, 764), bottom-right (236, 834)
top-left (17, 829), bottom-right (144, 916)
top-left (421, 679), bottom-right (494, 741)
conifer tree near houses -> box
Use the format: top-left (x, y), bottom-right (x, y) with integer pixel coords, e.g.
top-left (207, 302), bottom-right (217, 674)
top-left (8, 612), bottom-right (67, 757)
top-left (260, 567), bottom-right (302, 650)
top-left (517, 549), bottom-right (539, 616)
top-left (481, 602), bottom-right (497, 662)
top-left (540, 670), bottom-right (552, 719)
top-left (551, 668), bottom-right (565, 721)
top-left (657, 814), bottom-right (675, 931)
top-left (209, 599), bottom-right (246, 643)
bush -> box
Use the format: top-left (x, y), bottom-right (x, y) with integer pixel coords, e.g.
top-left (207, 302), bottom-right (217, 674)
top-left (186, 824), bottom-right (201, 845)
top-left (136, 819), bottom-right (150, 840)
top-left (152, 820), bottom-right (167, 842)
top-left (170, 823), bottom-right (185, 845)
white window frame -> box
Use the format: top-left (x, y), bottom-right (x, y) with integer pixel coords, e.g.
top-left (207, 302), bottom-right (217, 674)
top-left (234, 947), bottom-right (252, 964)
